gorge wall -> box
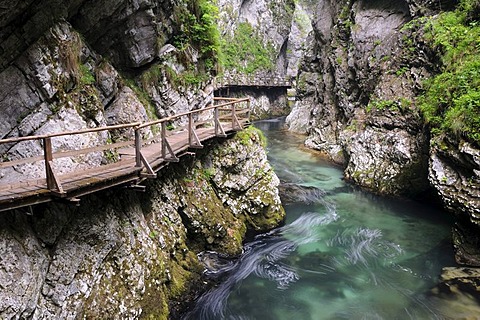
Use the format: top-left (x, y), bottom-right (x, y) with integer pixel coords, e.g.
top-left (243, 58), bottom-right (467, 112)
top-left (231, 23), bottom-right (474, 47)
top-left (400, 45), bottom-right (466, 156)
top-left (0, 127), bottom-right (284, 319)
top-left (215, 0), bottom-right (316, 119)
top-left (287, 0), bottom-right (480, 269)
top-left (2, 0), bottom-right (479, 316)
top-left (0, 0), bottom-right (285, 318)
top-left (287, 0), bottom-right (436, 194)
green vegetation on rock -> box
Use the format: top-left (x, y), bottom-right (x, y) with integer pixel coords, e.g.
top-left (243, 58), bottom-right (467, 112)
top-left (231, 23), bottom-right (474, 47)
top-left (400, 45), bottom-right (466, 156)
top-left (221, 22), bottom-right (276, 74)
top-left (173, 0), bottom-right (221, 83)
top-left (366, 97), bottom-right (413, 113)
top-left (235, 126), bottom-right (268, 148)
top-left (420, 0), bottom-right (480, 145)
top-left (123, 77), bottom-right (157, 119)
top-left (79, 64), bottom-right (95, 85)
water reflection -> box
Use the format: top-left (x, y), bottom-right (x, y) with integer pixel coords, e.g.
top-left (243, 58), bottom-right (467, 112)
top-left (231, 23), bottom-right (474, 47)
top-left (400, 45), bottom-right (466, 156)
top-left (185, 119), bottom-right (458, 319)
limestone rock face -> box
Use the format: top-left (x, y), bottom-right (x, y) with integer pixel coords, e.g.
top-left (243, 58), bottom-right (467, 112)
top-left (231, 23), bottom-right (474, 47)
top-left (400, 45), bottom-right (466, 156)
top-left (0, 22), bottom-right (123, 181)
top-left (217, 0), bottom-right (294, 73)
top-left (0, 0), bottom-right (175, 71)
top-left (429, 139), bottom-right (480, 266)
top-left (288, 0), bottom-right (433, 195)
top-left (429, 141), bottom-right (480, 225)
top-left (0, 2), bottom-right (286, 319)
top-left (209, 128), bottom-right (284, 231)
top-left (287, 0), bottom-right (480, 265)
top-left (0, 17), bottom-right (212, 182)
top-left (0, 130), bottom-right (284, 319)
top-left (286, 2), bottom-right (314, 78)
top-left (216, 0), bottom-right (315, 119)
top-left (342, 125), bottom-right (429, 195)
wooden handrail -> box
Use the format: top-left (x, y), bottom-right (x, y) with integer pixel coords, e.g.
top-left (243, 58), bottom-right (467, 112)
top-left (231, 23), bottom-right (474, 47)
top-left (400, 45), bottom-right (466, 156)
top-left (0, 140), bottom-right (134, 169)
top-left (137, 98), bottom-right (249, 129)
top-left (0, 122), bottom-right (141, 145)
top-left (0, 98), bottom-right (248, 146)
top-left (213, 97), bottom-right (240, 101)
top-left (214, 74), bottom-right (292, 88)
top-left (0, 97), bottom-right (250, 195)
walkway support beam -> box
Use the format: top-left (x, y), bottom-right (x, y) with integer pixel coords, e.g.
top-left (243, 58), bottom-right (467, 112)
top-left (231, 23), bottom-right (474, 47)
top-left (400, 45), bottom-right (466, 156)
top-left (214, 107), bottom-right (227, 137)
top-left (161, 122), bottom-right (179, 162)
top-left (44, 137), bottom-right (54, 190)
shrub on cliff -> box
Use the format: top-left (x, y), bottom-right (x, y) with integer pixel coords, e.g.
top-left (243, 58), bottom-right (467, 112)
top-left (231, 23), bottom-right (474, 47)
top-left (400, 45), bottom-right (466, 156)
top-left (420, 0), bottom-right (480, 146)
top-left (220, 22), bottom-right (276, 74)
top-left (173, 0), bottom-right (221, 83)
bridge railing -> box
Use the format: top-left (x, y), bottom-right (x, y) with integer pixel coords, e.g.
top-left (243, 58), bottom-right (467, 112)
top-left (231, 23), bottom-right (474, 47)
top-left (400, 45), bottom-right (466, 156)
top-left (214, 73), bottom-right (292, 89)
top-left (0, 97), bottom-right (250, 196)
top-left (135, 97), bottom-right (250, 171)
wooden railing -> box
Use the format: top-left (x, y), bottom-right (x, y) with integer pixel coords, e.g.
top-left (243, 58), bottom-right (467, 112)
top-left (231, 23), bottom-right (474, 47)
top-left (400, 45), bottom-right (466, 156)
top-left (0, 97), bottom-right (250, 197)
top-left (214, 73), bottom-right (292, 89)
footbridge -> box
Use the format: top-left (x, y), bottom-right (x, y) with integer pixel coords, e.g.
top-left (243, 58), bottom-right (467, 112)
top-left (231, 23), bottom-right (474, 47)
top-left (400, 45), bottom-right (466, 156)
top-left (0, 97), bottom-right (250, 213)
top-left (214, 73), bottom-right (292, 89)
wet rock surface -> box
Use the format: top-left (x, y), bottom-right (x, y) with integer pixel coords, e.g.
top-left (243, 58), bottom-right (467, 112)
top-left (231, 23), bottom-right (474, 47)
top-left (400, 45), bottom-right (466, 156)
top-left (278, 183), bottom-right (326, 205)
top-left (429, 266), bottom-right (480, 317)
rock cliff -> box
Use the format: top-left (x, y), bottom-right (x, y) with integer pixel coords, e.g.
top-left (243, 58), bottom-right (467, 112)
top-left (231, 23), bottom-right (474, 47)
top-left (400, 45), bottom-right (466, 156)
top-left (215, 0), bottom-right (315, 119)
top-left (287, 0), bottom-right (480, 269)
top-left (287, 0), bottom-right (435, 195)
top-left (0, 0), bottom-right (217, 144)
top-left (0, 1), bottom-right (285, 318)
top-left (0, 0), bottom-right (214, 181)
top-left (0, 127), bottom-right (284, 319)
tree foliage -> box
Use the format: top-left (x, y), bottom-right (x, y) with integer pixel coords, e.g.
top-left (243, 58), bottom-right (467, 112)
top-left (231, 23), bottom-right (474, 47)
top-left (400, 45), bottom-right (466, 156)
top-left (173, 0), bottom-right (221, 84)
top-left (420, 0), bottom-right (480, 145)
top-left (221, 22), bottom-right (276, 74)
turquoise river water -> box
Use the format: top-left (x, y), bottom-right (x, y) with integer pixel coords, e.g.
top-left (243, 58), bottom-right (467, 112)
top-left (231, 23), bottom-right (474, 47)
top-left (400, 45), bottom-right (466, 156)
top-left (183, 119), bottom-right (476, 319)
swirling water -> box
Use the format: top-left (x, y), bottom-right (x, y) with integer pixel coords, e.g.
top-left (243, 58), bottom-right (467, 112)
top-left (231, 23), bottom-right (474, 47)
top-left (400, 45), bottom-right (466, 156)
top-left (185, 119), bottom-right (459, 320)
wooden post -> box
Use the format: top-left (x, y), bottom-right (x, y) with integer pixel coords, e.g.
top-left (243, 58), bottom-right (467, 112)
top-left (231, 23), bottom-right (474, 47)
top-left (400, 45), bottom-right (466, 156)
top-left (43, 137), bottom-right (54, 190)
top-left (135, 128), bottom-right (142, 167)
top-left (247, 99), bottom-right (251, 122)
top-left (214, 106), bottom-right (219, 135)
top-left (161, 122), bottom-right (167, 159)
top-left (188, 113), bottom-right (193, 146)
top-left (42, 137), bottom-right (65, 195)
top-left (232, 103), bottom-right (236, 129)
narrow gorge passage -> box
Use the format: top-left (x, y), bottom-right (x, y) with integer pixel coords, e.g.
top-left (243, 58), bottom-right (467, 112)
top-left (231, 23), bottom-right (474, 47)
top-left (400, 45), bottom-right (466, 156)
top-left (184, 119), bottom-right (475, 319)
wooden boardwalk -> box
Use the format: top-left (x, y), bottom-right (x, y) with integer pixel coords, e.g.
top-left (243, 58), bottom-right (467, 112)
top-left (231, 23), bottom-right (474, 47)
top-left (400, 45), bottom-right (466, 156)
top-left (215, 73), bottom-right (292, 89)
top-left (0, 97), bottom-right (250, 212)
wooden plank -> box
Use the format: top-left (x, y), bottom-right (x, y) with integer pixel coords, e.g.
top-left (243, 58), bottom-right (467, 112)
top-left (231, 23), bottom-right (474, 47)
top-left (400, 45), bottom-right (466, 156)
top-left (57, 163), bottom-right (135, 192)
top-left (0, 189), bottom-right (17, 196)
top-left (0, 178), bottom-right (46, 192)
top-left (61, 165), bottom-right (136, 188)
top-left (60, 166), bottom-right (139, 192)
